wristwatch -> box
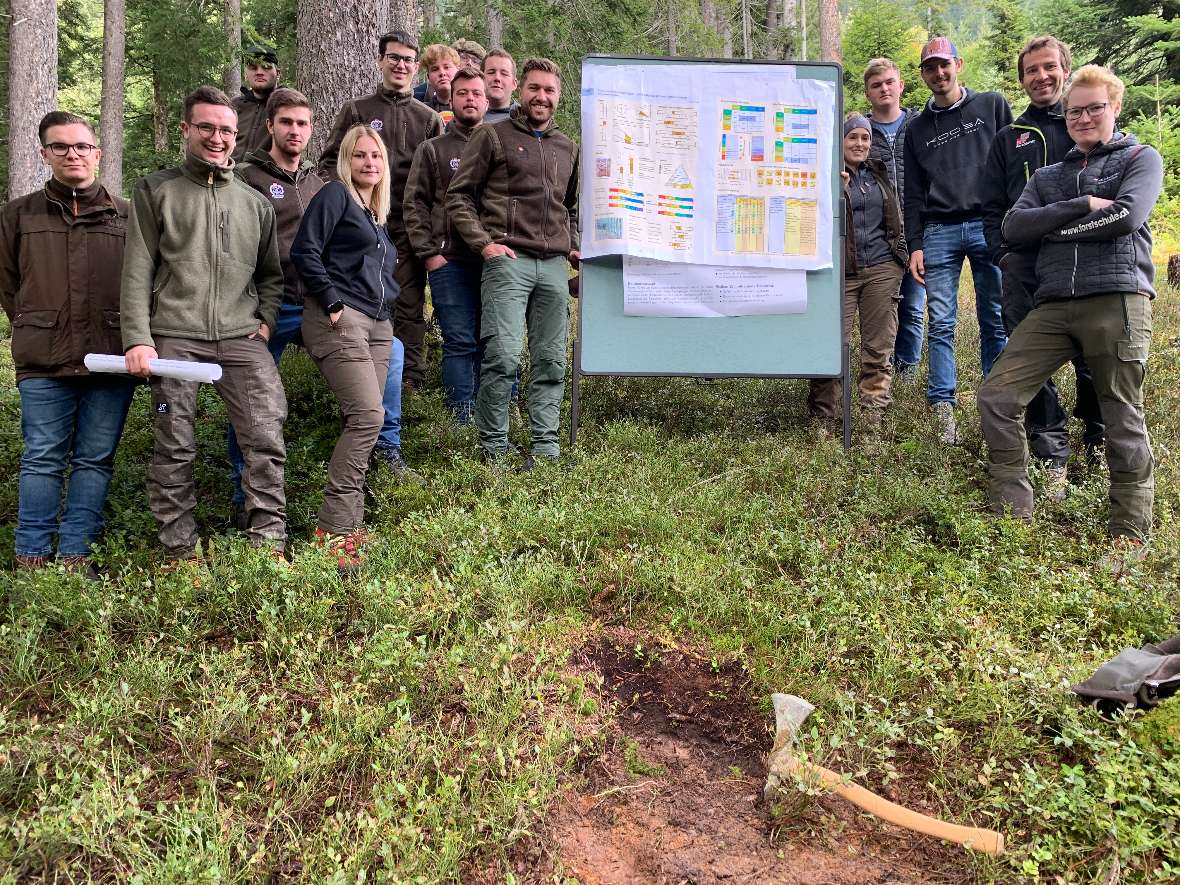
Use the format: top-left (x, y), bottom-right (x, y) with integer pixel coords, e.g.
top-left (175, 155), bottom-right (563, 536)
top-left (326, 301), bottom-right (344, 315)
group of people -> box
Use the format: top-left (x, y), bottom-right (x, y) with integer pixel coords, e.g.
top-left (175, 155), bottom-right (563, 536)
top-left (811, 35), bottom-right (1161, 548)
top-left (2, 32), bottom-right (579, 575)
top-left (0, 31), bottom-right (1163, 578)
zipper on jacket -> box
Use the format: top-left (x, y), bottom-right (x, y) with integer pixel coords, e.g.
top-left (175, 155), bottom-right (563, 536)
top-left (509, 198), bottom-right (517, 238)
top-left (1023, 161), bottom-right (1030, 182)
top-left (1068, 157), bottom-right (1088, 298)
top-left (210, 174), bottom-right (220, 337)
top-left (1120, 293), bottom-right (1131, 337)
top-left (370, 211), bottom-right (388, 319)
top-left (71, 188), bottom-right (79, 218)
top-left (538, 134), bottom-right (551, 253)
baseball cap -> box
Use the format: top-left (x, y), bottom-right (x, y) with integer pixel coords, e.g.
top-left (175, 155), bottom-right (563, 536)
top-left (244, 44), bottom-right (279, 65)
top-left (452, 38), bottom-right (487, 62)
top-left (920, 37), bottom-right (958, 64)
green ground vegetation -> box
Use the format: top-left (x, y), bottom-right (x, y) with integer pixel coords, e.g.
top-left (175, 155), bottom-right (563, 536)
top-left (1, 287), bottom-right (1179, 881)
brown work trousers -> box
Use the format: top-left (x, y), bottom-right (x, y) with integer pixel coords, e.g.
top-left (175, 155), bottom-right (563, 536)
top-left (808, 261), bottom-right (903, 418)
top-left (301, 302), bottom-right (393, 534)
top-left (150, 335), bottom-right (287, 556)
top-left (394, 251), bottom-right (427, 387)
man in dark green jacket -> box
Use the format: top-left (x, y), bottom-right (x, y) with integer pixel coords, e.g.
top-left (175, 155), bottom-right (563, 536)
top-left (231, 44), bottom-right (280, 163)
top-left (122, 85), bottom-right (287, 564)
top-left (447, 58), bottom-right (580, 466)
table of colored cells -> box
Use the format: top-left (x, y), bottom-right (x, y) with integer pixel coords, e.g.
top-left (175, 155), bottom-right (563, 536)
top-left (580, 62), bottom-right (835, 273)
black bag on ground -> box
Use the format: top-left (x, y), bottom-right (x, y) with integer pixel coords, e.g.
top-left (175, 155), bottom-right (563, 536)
top-left (1071, 633), bottom-right (1180, 712)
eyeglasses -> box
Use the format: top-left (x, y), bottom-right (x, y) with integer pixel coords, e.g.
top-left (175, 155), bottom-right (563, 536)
top-left (1065, 102), bottom-right (1109, 121)
top-left (192, 122), bottom-right (238, 139)
top-left (44, 142), bottom-right (96, 157)
top-left (382, 52), bottom-right (417, 67)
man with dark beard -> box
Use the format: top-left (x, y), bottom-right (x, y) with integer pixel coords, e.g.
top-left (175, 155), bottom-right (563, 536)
top-left (447, 58), bottom-right (580, 468)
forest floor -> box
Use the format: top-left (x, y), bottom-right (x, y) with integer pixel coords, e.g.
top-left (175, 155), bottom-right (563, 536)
top-left (2, 285), bottom-right (1179, 883)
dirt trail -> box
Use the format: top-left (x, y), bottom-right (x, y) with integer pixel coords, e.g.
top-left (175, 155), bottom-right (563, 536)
top-left (534, 630), bottom-right (977, 885)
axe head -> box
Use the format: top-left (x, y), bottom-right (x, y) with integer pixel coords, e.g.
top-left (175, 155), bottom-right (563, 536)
top-left (771, 693), bottom-right (816, 744)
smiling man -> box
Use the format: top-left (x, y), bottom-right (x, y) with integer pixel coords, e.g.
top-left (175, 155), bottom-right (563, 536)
top-left (0, 112), bottom-right (133, 576)
top-left (121, 86), bottom-right (287, 566)
top-left (979, 65), bottom-right (1163, 549)
top-left (231, 44), bottom-right (280, 163)
top-left (982, 35), bottom-right (1103, 489)
top-left (481, 49), bottom-right (518, 123)
top-left (902, 37), bottom-right (1013, 444)
top-left (447, 58), bottom-right (580, 468)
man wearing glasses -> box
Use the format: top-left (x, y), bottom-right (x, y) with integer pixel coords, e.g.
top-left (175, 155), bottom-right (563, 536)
top-left (231, 44), bottom-right (281, 164)
top-left (319, 30), bottom-right (443, 478)
top-left (982, 36), bottom-right (1104, 496)
top-left (121, 86), bottom-right (288, 567)
top-left (1, 112), bottom-right (133, 577)
top-left (979, 65), bottom-right (1164, 553)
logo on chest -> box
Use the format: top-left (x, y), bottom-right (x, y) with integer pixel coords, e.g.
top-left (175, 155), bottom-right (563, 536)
top-left (450, 157), bottom-right (461, 171)
top-left (370, 119), bottom-right (384, 131)
top-left (1015, 132), bottom-right (1033, 148)
top-left (269, 182), bottom-right (285, 199)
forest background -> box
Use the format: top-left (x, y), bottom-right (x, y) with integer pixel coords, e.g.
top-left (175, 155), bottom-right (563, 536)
top-left (1, 0), bottom-right (1179, 254)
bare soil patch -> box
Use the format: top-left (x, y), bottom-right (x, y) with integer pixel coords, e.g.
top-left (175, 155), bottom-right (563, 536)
top-left (528, 629), bottom-right (979, 885)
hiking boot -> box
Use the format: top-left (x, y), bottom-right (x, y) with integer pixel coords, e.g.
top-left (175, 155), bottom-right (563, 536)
top-left (931, 402), bottom-right (958, 445)
top-left (313, 527), bottom-right (367, 576)
top-left (15, 554), bottom-right (50, 571)
top-left (1042, 465), bottom-right (1069, 503)
top-left (895, 363), bottom-right (920, 384)
top-left (230, 500), bottom-right (249, 531)
top-left (159, 552), bottom-right (205, 574)
top-left (59, 555), bottom-right (101, 581)
top-left (480, 444), bottom-right (534, 473)
top-left (1100, 536), bottom-right (1148, 578)
top-left (372, 445), bottom-right (426, 486)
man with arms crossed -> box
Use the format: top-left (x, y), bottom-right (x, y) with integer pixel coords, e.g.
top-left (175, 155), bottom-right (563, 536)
top-left (320, 30), bottom-right (443, 474)
top-left (404, 68), bottom-right (489, 424)
top-left (227, 87), bottom-right (324, 527)
top-left (863, 58), bottom-right (924, 382)
top-left (448, 58), bottom-right (580, 468)
top-left (982, 35), bottom-right (1104, 493)
top-left (903, 37), bottom-right (1012, 443)
top-left (978, 66), bottom-right (1162, 552)
top-left (1, 111), bottom-right (134, 576)
top-left (122, 86), bottom-right (287, 564)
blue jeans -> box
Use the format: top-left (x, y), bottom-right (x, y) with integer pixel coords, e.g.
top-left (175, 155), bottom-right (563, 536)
top-left (229, 303), bottom-right (304, 505)
top-left (429, 260), bottom-right (484, 421)
top-left (376, 335), bottom-right (406, 451)
top-left (893, 271), bottom-right (926, 370)
top-left (921, 220), bottom-right (1007, 405)
top-left (17, 375), bottom-right (136, 556)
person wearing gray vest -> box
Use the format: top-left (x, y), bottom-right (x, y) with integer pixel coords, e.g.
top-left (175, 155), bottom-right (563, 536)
top-left (978, 66), bottom-right (1163, 549)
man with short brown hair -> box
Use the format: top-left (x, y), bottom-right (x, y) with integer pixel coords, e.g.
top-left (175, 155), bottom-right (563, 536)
top-left (482, 49), bottom-right (518, 124)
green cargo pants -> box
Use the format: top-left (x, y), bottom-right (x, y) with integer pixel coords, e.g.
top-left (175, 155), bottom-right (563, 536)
top-left (475, 254), bottom-right (570, 457)
top-left (977, 293), bottom-right (1153, 540)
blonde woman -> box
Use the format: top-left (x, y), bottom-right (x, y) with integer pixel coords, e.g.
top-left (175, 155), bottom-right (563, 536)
top-left (292, 125), bottom-right (400, 573)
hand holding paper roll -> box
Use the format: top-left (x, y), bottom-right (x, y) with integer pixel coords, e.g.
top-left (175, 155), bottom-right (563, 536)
top-left (84, 352), bottom-right (223, 384)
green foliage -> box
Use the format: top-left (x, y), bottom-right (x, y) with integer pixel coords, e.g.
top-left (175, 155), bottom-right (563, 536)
top-left (982, 0), bottom-right (1029, 102)
top-left (842, 0), bottom-right (923, 112)
top-left (1124, 105), bottom-right (1180, 256)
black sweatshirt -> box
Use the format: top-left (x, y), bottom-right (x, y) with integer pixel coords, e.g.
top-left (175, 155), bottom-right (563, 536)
top-left (902, 88), bottom-right (1013, 252)
top-left (291, 181), bottom-right (399, 320)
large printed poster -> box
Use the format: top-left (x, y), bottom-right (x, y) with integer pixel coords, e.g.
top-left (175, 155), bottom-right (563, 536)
top-left (580, 63), bottom-right (836, 273)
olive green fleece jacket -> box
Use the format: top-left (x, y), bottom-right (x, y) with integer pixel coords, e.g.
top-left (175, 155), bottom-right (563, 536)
top-left (121, 153), bottom-right (284, 351)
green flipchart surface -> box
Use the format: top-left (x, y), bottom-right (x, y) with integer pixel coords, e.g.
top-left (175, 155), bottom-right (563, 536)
top-left (578, 56), bottom-right (844, 378)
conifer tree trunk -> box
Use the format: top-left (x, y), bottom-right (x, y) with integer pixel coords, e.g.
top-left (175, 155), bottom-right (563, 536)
top-left (223, 0), bottom-right (241, 96)
top-left (388, 0), bottom-right (418, 40)
top-left (8, 0), bottom-right (57, 198)
top-left (100, 0), bottom-right (125, 194)
top-left (487, 3), bottom-right (503, 48)
top-left (819, 0), bottom-right (840, 62)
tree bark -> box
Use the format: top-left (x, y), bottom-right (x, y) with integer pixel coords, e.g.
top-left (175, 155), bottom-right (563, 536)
top-left (819, 0), bottom-right (840, 62)
top-left (298, 0), bottom-right (389, 165)
top-left (741, 0), bottom-right (752, 58)
top-left (152, 71), bottom-right (170, 158)
top-left (422, 0), bottom-right (437, 31)
top-left (487, 2), bottom-right (503, 48)
top-left (387, 0), bottom-right (417, 40)
top-left (8, 0), bottom-right (57, 198)
top-left (100, 0), bottom-right (125, 194)
top-left (700, 0), bottom-right (716, 30)
top-left (223, 0), bottom-right (241, 96)
top-left (667, 0), bottom-right (677, 55)
top-left (799, 0), bottom-right (808, 59)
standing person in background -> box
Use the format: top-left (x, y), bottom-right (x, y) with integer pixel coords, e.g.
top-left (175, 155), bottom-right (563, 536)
top-left (903, 37), bottom-right (1013, 445)
top-left (319, 30), bottom-right (442, 478)
top-left (121, 86), bottom-right (287, 566)
top-left (0, 112), bottom-right (134, 577)
top-left (453, 39), bottom-right (486, 70)
top-left (448, 58), bottom-right (580, 469)
top-left (978, 65), bottom-right (1162, 553)
top-left (982, 35), bottom-right (1104, 496)
top-left (227, 87), bottom-right (325, 529)
top-left (292, 126), bottom-right (399, 575)
top-left (809, 114), bottom-right (908, 430)
top-left (404, 68), bottom-right (489, 424)
top-left (863, 58), bottom-right (924, 383)
top-left (481, 50), bottom-right (519, 124)
top-left (415, 44), bottom-right (460, 123)
top-left (231, 44), bottom-right (280, 163)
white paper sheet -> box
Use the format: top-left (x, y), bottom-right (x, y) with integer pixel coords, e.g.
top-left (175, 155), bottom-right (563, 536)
top-left (84, 353), bottom-right (223, 383)
top-left (622, 257), bottom-right (807, 317)
top-left (581, 63), bottom-right (835, 270)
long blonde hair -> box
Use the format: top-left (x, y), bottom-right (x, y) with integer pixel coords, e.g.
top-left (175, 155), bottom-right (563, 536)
top-left (335, 125), bottom-right (391, 224)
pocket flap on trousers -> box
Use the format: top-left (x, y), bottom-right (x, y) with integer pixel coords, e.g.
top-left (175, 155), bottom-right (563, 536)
top-left (1117, 339), bottom-right (1149, 363)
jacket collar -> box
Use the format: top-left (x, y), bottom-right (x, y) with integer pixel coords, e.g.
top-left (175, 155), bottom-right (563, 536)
top-left (182, 151), bottom-right (237, 187)
top-left (509, 105), bottom-right (557, 136)
top-left (238, 84), bottom-right (274, 105)
top-left (446, 118), bottom-right (478, 139)
top-left (377, 85), bottom-right (413, 104)
top-left (926, 87), bottom-right (972, 114)
top-left (44, 177), bottom-right (113, 218)
top-left (244, 147), bottom-right (315, 183)
top-left (1017, 100), bottom-right (1064, 126)
top-left (1065, 131), bottom-right (1137, 163)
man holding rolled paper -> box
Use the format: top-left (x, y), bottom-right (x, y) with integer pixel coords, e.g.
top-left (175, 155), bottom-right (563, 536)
top-left (121, 85), bottom-right (288, 566)
top-left (1, 111), bottom-right (134, 576)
